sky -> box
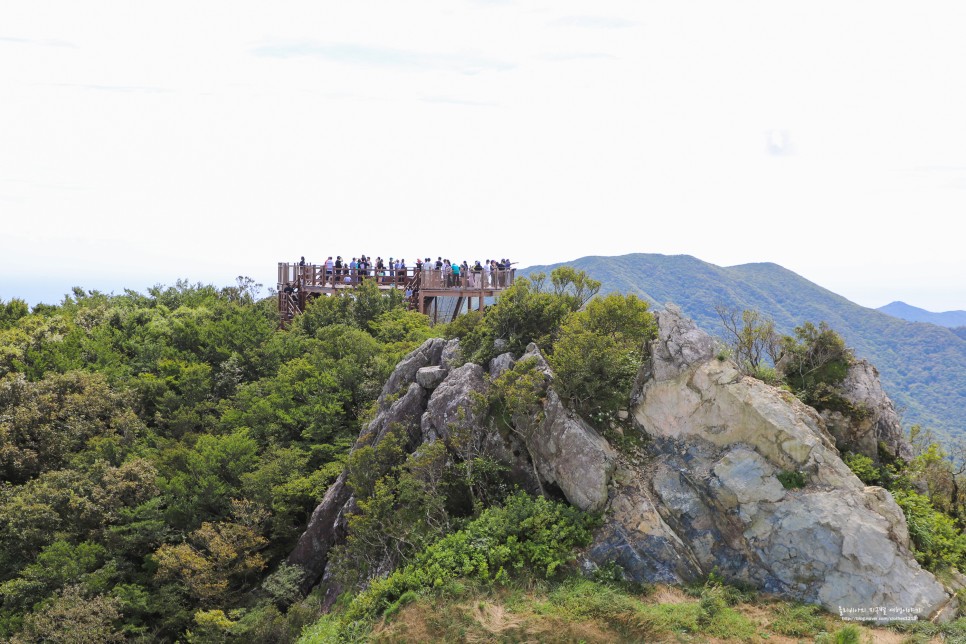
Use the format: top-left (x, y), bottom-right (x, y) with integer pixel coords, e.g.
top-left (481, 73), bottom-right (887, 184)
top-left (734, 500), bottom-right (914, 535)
top-left (2, 1), bottom-right (965, 311)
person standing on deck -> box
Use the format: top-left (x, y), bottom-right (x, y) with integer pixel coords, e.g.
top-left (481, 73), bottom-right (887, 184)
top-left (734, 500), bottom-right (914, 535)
top-left (452, 260), bottom-right (461, 287)
top-left (325, 256), bottom-right (334, 282)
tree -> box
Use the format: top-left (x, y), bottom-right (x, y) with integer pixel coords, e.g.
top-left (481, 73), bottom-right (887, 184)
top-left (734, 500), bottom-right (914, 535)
top-left (154, 501), bottom-right (268, 605)
top-left (460, 267), bottom-right (599, 363)
top-left (778, 321), bottom-right (853, 412)
top-left (715, 305), bottom-right (783, 376)
top-left (550, 294), bottom-right (656, 424)
top-left (13, 585), bottom-right (123, 644)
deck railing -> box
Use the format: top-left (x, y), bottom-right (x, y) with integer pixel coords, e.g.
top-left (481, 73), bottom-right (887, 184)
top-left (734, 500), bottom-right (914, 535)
top-left (277, 263), bottom-right (515, 291)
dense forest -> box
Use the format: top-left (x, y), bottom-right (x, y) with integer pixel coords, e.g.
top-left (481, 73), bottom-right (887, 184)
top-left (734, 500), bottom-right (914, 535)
top-left (3, 273), bottom-right (966, 642)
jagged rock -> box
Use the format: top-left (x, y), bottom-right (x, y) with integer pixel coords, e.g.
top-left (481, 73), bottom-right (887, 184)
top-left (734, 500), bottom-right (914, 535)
top-left (378, 337), bottom-right (446, 405)
top-left (488, 352), bottom-right (516, 379)
top-left (607, 303), bottom-right (955, 620)
top-left (650, 303), bottom-right (715, 381)
top-left (286, 472), bottom-right (352, 595)
top-left (440, 338), bottom-right (463, 370)
top-left (820, 359), bottom-right (913, 462)
top-left (585, 462), bottom-right (702, 585)
top-left (421, 362), bottom-right (541, 493)
top-left (289, 305), bottom-right (952, 623)
top-left (517, 344), bottom-right (615, 513)
top-left (288, 381), bottom-right (428, 592)
top-left (420, 364), bottom-right (488, 442)
top-left (363, 382), bottom-right (429, 450)
top-left (416, 366), bottom-right (447, 390)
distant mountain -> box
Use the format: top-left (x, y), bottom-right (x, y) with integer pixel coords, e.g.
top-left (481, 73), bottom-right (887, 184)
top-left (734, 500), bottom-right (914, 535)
top-left (521, 254), bottom-right (966, 437)
top-left (878, 301), bottom-right (966, 328)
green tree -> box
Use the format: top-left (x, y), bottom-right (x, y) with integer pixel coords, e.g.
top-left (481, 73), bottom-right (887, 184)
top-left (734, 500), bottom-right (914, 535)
top-left (778, 321), bottom-right (853, 412)
top-left (550, 294), bottom-right (656, 425)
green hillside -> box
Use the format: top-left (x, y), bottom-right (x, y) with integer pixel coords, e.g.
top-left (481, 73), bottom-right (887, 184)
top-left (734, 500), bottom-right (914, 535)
top-left (521, 254), bottom-right (966, 437)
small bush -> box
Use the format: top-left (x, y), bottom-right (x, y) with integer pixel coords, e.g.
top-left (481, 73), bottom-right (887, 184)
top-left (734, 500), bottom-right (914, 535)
top-left (892, 489), bottom-right (966, 571)
top-left (340, 492), bottom-right (597, 625)
top-left (777, 470), bottom-right (807, 489)
top-left (844, 452), bottom-right (881, 486)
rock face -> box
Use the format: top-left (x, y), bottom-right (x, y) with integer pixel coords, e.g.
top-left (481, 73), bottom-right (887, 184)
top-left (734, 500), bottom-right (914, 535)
top-left (288, 336), bottom-right (616, 592)
top-left (289, 309), bottom-right (952, 622)
top-left (591, 304), bottom-right (954, 620)
top-left (821, 359), bottom-right (913, 462)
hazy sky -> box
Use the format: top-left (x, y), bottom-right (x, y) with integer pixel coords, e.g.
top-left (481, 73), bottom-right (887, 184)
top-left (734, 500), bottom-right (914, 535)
top-left (3, 1), bottom-right (965, 311)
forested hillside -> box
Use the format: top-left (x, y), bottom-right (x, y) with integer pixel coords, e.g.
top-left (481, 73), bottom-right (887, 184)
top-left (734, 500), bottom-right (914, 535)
top-left (0, 279), bottom-right (437, 641)
top-left (522, 254), bottom-right (966, 437)
top-left (4, 273), bottom-right (966, 643)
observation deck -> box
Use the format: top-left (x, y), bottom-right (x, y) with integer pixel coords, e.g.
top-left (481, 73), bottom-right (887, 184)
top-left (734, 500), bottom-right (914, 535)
top-left (277, 262), bottom-right (516, 328)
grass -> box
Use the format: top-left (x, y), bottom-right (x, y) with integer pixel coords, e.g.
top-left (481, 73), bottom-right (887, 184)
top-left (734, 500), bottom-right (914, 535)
top-left (295, 574), bottom-right (930, 643)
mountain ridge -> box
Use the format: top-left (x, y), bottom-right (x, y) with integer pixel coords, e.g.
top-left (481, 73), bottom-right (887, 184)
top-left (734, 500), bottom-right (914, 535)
top-left (878, 300), bottom-right (966, 328)
top-left (520, 253), bottom-right (966, 437)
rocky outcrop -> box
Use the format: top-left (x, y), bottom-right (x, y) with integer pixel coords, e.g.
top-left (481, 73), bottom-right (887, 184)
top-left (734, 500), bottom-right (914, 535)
top-left (288, 336), bottom-right (616, 592)
top-left (821, 359), bottom-right (913, 462)
top-left (290, 308), bottom-right (951, 623)
top-left (512, 344), bottom-right (616, 513)
top-left (591, 304), bottom-right (955, 621)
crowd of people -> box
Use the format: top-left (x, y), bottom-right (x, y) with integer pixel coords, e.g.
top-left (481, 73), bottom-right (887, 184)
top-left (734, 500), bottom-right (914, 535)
top-left (293, 255), bottom-right (516, 289)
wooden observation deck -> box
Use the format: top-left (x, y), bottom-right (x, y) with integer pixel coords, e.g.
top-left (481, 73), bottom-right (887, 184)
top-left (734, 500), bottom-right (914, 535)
top-left (277, 262), bottom-right (516, 328)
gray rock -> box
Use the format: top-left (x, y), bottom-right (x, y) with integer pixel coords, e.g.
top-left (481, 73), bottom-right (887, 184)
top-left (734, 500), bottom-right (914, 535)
top-left (378, 337), bottom-right (446, 405)
top-left (650, 304), bottom-right (716, 382)
top-left (821, 359), bottom-right (913, 461)
top-left (416, 366), bottom-right (448, 390)
top-left (420, 363), bottom-right (488, 442)
top-left (615, 307), bottom-right (954, 621)
top-left (286, 472), bottom-right (352, 595)
top-left (510, 345), bottom-right (615, 513)
top-left (440, 338), bottom-right (463, 370)
top-left (529, 387), bottom-right (615, 513)
top-left (488, 352), bottom-right (516, 379)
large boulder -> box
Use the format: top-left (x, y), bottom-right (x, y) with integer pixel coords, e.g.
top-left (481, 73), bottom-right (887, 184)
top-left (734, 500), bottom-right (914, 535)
top-left (821, 359), bottom-right (913, 462)
top-left (597, 304), bottom-right (956, 620)
top-left (516, 344), bottom-right (616, 513)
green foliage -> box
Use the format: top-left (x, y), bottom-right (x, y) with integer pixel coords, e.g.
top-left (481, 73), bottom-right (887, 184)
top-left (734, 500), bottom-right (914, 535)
top-left (488, 357), bottom-right (546, 433)
top-left (844, 452), bottom-right (882, 486)
top-left (770, 602), bottom-right (827, 636)
top-left (333, 438), bottom-right (453, 589)
top-left (0, 298), bottom-right (29, 330)
top-left (459, 267), bottom-right (597, 363)
top-left (12, 584), bottom-right (124, 643)
top-left (716, 305), bottom-right (782, 375)
top-left (0, 276), bottom-right (433, 641)
top-left (892, 489), bottom-right (966, 571)
top-left (549, 293), bottom-right (655, 426)
top-left (340, 492), bottom-right (597, 625)
top-left (779, 321), bottom-right (854, 413)
top-left (816, 623), bottom-right (862, 644)
top-left (777, 470), bottom-right (807, 489)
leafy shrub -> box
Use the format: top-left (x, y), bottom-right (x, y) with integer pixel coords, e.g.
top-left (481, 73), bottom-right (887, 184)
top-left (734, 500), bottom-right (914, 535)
top-left (341, 492), bottom-right (597, 624)
top-left (844, 452), bottom-right (882, 486)
top-left (549, 293), bottom-right (656, 427)
top-left (777, 470), bottom-right (807, 489)
top-left (892, 489), bottom-right (966, 571)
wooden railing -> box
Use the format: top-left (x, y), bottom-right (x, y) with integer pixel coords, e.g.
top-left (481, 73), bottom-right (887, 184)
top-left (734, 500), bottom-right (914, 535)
top-left (277, 263), bottom-right (516, 291)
